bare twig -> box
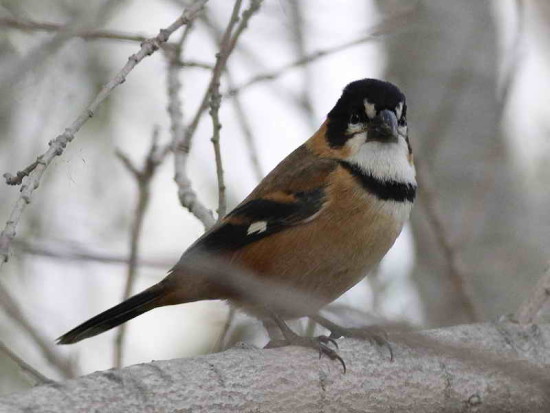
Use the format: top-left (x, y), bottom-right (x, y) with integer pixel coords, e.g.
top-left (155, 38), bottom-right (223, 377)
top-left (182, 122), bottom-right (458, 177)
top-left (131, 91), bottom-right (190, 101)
top-left (0, 0), bottom-right (208, 272)
top-left (0, 283), bottom-right (76, 378)
top-left (0, 1), bottom-right (124, 89)
top-left (207, 0), bottom-right (249, 219)
top-left (165, 25), bottom-right (216, 229)
top-left (210, 88), bottom-right (227, 218)
top-left (114, 127), bottom-right (169, 368)
top-left (213, 306), bottom-right (236, 352)
top-left (13, 239), bottom-right (171, 269)
top-left (178, 0), bottom-right (263, 164)
top-left (197, 11), bottom-right (264, 183)
top-left (415, 160), bottom-right (480, 322)
top-left (3, 160), bottom-right (40, 186)
top-left (227, 6), bottom-right (413, 97)
top-left (171, 0), bottom-right (262, 226)
top-left (174, 60), bottom-right (214, 70)
top-left (454, 0), bottom-right (526, 247)
top-left (0, 16), bottom-right (149, 43)
top-left (286, 0), bottom-right (316, 129)
top-left (0, 340), bottom-right (51, 385)
top-left (227, 74), bottom-right (263, 181)
top-left (514, 265), bottom-right (550, 325)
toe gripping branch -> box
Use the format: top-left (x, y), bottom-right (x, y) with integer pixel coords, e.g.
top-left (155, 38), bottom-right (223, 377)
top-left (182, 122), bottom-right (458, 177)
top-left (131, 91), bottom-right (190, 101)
top-left (266, 313), bottom-right (346, 372)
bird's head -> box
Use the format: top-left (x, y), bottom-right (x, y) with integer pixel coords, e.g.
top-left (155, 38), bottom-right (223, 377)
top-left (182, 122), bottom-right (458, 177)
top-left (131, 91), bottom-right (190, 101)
top-left (310, 78), bottom-right (414, 184)
top-left (326, 78), bottom-right (408, 149)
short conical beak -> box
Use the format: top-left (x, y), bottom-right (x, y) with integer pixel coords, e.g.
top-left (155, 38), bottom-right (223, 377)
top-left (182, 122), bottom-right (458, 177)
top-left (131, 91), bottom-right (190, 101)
top-left (369, 109), bottom-right (398, 142)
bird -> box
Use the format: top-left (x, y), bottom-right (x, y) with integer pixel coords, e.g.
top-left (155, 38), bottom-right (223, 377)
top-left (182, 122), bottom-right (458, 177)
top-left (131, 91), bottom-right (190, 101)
top-left (57, 78), bottom-right (416, 369)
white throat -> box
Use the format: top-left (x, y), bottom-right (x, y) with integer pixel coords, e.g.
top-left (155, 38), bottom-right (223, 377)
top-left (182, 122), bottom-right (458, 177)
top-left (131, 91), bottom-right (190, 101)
top-left (345, 134), bottom-right (416, 184)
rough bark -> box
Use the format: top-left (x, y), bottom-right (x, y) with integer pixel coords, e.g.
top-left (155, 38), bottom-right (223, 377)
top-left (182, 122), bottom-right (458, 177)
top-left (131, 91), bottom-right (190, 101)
top-left (1, 322), bottom-right (549, 412)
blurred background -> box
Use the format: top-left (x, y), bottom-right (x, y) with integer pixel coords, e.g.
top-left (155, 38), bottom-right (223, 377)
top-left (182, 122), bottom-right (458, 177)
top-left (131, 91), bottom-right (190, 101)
top-left (0, 0), bottom-right (549, 396)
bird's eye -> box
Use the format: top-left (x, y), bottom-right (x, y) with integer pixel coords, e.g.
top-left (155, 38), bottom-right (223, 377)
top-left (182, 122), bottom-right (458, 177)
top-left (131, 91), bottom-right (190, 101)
top-left (349, 113), bottom-right (361, 124)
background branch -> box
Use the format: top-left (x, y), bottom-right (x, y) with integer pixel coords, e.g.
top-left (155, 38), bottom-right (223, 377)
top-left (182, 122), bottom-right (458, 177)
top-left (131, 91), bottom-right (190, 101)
top-left (12, 240), bottom-right (171, 270)
top-left (0, 16), bottom-right (148, 43)
top-left (0, 284), bottom-right (75, 378)
top-left (0, 0), bottom-right (208, 273)
top-left (415, 160), bottom-right (480, 322)
top-left (515, 265), bottom-right (550, 325)
top-left (113, 126), bottom-right (168, 368)
top-left (0, 340), bottom-right (51, 385)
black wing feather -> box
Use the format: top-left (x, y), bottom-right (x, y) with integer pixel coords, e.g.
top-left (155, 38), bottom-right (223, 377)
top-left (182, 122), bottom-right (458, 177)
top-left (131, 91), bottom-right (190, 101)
top-left (189, 187), bottom-right (326, 254)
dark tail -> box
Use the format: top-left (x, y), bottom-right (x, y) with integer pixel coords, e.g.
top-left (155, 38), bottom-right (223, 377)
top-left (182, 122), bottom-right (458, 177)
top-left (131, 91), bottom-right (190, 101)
top-left (57, 284), bottom-right (166, 345)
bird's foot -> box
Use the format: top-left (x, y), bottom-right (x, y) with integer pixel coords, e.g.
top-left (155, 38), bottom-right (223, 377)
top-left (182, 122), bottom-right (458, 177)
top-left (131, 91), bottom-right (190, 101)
top-left (265, 334), bottom-right (346, 373)
top-left (326, 325), bottom-right (393, 362)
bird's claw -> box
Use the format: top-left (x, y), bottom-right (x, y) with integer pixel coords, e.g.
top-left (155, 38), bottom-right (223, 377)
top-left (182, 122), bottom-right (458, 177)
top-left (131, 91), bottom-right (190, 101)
top-left (329, 326), bottom-right (393, 362)
top-left (265, 334), bottom-right (346, 373)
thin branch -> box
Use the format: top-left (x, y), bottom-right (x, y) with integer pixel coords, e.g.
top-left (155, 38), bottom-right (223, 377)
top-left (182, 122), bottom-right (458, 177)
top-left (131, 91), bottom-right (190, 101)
top-left (174, 59), bottom-right (214, 69)
top-left (0, 283), bottom-right (76, 378)
top-left (0, 16), bottom-right (149, 43)
top-left (286, 0), bottom-right (316, 129)
top-left (165, 24), bottom-right (216, 229)
top-left (113, 127), bottom-right (169, 368)
top-left (0, 0), bottom-right (208, 272)
top-left (207, 0), bottom-right (248, 219)
top-left (13, 239), bottom-right (171, 269)
top-left (171, 0), bottom-right (263, 227)
top-left (210, 88), bottom-right (227, 218)
top-left (213, 306), bottom-right (236, 352)
top-left (514, 264), bottom-right (550, 325)
top-left (226, 6), bottom-right (413, 97)
top-left (0, 340), bottom-right (51, 385)
top-left (415, 160), bottom-right (480, 322)
top-left (197, 11), bottom-right (264, 183)
top-left (227, 74), bottom-right (264, 181)
top-left (176, 0), bottom-right (263, 170)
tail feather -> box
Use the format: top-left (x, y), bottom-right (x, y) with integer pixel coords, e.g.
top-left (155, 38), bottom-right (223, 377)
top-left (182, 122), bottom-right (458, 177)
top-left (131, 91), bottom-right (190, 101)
top-left (57, 284), bottom-right (165, 345)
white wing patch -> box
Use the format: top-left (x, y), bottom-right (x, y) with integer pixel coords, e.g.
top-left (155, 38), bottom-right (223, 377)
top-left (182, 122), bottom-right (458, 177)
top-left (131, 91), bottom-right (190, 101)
top-left (247, 221), bottom-right (267, 235)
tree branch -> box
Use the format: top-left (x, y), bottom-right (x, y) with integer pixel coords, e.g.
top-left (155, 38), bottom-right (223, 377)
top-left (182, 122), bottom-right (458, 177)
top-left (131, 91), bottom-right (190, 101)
top-left (0, 16), bottom-right (148, 43)
top-left (170, 0), bottom-right (262, 226)
top-left (165, 21), bottom-right (216, 229)
top-left (207, 0), bottom-right (247, 219)
top-left (12, 239), bottom-right (171, 269)
top-left (0, 340), bottom-right (51, 385)
top-left (2, 322), bottom-right (549, 411)
top-left (113, 127), bottom-right (168, 368)
top-left (0, 0), bottom-right (208, 272)
top-left (415, 159), bottom-right (480, 322)
top-left (515, 265), bottom-right (550, 325)
top-left (226, 5), bottom-right (414, 97)
top-left (0, 283), bottom-right (76, 378)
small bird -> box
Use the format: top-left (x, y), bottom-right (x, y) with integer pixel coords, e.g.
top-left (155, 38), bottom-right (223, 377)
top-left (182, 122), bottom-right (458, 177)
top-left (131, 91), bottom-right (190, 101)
top-left (58, 78), bottom-right (416, 367)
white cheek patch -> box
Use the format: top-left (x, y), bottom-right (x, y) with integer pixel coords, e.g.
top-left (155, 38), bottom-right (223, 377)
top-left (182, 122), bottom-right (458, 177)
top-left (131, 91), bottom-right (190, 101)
top-left (395, 102), bottom-right (404, 119)
top-left (346, 123), bottom-right (365, 136)
top-left (247, 221), bottom-right (267, 235)
top-left (346, 136), bottom-right (416, 184)
top-left (345, 132), bottom-right (366, 155)
top-left (363, 99), bottom-right (376, 119)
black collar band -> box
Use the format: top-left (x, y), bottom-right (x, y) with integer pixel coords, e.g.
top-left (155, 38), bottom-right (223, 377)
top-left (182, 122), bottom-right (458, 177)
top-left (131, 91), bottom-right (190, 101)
top-left (339, 161), bottom-right (416, 202)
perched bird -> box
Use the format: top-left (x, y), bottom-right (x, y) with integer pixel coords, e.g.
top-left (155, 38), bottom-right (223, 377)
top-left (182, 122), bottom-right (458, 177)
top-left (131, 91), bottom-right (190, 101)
top-left (58, 78), bottom-right (416, 368)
